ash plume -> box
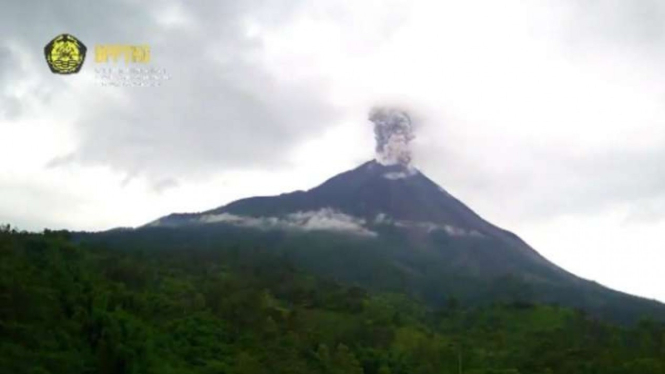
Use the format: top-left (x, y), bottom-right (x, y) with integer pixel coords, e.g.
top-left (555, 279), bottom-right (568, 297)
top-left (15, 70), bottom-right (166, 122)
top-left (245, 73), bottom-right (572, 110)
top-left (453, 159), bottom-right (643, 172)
top-left (369, 107), bottom-right (415, 166)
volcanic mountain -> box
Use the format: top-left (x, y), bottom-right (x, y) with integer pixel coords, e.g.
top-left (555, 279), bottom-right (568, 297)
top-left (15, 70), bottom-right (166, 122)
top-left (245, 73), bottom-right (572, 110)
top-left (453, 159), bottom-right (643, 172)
top-left (150, 161), bottom-right (564, 277)
top-left (129, 160), bottom-right (665, 323)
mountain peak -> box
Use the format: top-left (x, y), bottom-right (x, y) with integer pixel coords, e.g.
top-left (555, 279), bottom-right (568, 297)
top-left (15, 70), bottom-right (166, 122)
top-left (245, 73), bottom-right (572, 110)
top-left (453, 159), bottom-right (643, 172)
top-left (148, 160), bottom-right (532, 256)
top-left (150, 159), bottom-right (476, 231)
top-left (361, 159), bottom-right (419, 179)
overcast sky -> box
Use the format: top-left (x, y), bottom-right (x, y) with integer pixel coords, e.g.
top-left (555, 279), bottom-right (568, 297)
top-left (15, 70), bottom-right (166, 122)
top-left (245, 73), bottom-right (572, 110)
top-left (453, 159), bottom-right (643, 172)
top-left (1, 0), bottom-right (664, 302)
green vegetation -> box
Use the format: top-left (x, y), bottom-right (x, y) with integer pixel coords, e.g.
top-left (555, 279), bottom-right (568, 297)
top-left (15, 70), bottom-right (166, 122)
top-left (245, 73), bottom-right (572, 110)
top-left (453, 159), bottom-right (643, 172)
top-left (1, 225), bottom-right (664, 373)
top-left (82, 225), bottom-right (665, 325)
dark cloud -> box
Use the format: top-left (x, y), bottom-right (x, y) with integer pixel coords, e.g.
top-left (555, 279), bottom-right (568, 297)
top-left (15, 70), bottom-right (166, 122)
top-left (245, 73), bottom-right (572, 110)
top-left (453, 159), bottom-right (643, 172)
top-left (64, 57), bottom-right (338, 180)
top-left (1, 0), bottom-right (340, 183)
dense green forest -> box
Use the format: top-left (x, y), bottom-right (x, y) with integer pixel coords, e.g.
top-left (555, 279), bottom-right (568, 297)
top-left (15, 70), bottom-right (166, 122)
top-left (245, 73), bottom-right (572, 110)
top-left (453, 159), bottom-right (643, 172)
top-left (80, 225), bottom-right (665, 325)
top-left (1, 225), bottom-right (664, 373)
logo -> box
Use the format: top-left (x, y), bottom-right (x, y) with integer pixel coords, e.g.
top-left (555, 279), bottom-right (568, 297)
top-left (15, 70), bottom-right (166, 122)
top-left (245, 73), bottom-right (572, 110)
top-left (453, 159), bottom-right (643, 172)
top-left (94, 44), bottom-right (169, 87)
top-left (95, 45), bottom-right (150, 64)
top-left (44, 34), bottom-right (87, 74)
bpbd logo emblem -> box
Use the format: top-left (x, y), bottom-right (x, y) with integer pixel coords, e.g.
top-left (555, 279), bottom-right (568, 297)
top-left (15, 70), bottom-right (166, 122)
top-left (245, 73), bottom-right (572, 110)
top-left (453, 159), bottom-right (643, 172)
top-left (44, 34), bottom-right (87, 74)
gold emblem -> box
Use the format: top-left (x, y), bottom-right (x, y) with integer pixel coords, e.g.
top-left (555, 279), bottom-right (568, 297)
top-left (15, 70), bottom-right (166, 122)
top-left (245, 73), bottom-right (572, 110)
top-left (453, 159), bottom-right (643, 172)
top-left (44, 34), bottom-right (87, 74)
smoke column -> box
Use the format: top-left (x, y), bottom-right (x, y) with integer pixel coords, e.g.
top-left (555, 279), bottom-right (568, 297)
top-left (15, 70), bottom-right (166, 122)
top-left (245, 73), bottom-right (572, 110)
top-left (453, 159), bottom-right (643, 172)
top-left (369, 107), bottom-right (415, 166)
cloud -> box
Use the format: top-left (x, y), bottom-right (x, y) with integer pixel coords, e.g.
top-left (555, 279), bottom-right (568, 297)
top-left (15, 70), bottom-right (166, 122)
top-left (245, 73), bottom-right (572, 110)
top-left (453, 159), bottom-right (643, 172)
top-left (2, 0), bottom-right (664, 228)
top-left (383, 171), bottom-right (411, 180)
top-left (372, 212), bottom-right (484, 237)
top-left (158, 208), bottom-right (484, 238)
top-left (0, 45), bottom-right (25, 120)
top-left (1, 0), bottom-right (342, 184)
top-left (195, 208), bottom-right (377, 236)
top-left (566, 0), bottom-right (665, 49)
top-left (151, 178), bottom-right (179, 193)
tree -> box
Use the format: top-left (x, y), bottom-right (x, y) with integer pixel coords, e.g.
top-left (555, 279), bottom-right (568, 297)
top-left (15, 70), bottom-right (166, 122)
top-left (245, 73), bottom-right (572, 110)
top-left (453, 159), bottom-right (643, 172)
top-left (233, 352), bottom-right (266, 374)
top-left (315, 344), bottom-right (332, 373)
top-left (332, 344), bottom-right (363, 374)
top-left (378, 364), bottom-right (392, 374)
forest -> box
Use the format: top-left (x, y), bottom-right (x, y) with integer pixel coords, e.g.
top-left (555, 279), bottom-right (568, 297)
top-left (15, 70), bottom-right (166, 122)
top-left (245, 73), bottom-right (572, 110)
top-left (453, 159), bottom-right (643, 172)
top-left (1, 225), bottom-right (664, 374)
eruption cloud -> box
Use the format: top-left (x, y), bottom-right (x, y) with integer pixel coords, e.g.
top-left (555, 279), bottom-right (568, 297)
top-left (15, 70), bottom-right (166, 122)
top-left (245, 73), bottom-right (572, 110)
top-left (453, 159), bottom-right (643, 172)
top-left (369, 107), bottom-right (415, 166)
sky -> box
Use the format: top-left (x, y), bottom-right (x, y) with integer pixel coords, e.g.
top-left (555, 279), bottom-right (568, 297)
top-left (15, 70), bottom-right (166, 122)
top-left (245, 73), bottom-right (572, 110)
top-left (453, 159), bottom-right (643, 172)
top-left (1, 0), bottom-right (664, 302)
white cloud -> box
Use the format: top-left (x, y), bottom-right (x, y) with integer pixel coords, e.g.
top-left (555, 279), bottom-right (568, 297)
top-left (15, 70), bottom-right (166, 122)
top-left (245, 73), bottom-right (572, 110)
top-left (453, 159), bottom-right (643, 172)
top-left (383, 172), bottom-right (407, 180)
top-left (195, 208), bottom-right (376, 237)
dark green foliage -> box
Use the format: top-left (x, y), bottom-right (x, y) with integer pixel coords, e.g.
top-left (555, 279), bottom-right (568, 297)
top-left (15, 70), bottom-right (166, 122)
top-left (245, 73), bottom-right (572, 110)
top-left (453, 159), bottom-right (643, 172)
top-left (1, 227), bottom-right (664, 373)
top-left (78, 224), bottom-right (665, 325)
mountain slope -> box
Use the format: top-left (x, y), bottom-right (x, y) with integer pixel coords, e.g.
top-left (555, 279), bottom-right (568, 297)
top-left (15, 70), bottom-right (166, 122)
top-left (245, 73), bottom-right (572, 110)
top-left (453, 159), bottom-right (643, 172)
top-left (133, 160), bottom-right (665, 323)
top-left (151, 161), bottom-right (570, 280)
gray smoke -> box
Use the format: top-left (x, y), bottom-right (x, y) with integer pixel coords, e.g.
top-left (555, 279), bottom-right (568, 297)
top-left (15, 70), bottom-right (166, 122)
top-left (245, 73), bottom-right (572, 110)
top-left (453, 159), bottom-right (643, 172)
top-left (369, 107), bottom-right (415, 166)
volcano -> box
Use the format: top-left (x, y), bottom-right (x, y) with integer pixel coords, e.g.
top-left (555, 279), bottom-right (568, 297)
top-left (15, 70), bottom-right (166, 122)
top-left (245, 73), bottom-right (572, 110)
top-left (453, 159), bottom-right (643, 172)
top-left (134, 160), bottom-right (665, 323)
top-left (150, 161), bottom-right (565, 278)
